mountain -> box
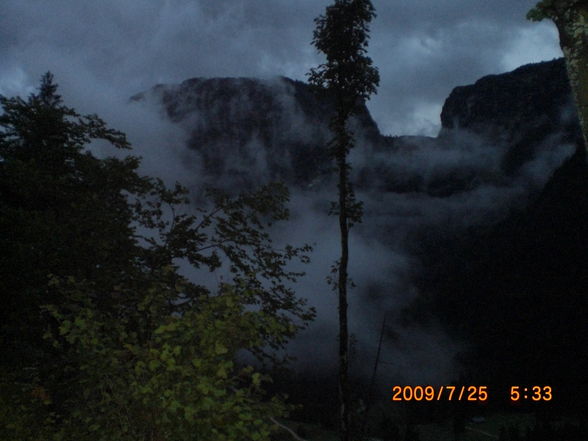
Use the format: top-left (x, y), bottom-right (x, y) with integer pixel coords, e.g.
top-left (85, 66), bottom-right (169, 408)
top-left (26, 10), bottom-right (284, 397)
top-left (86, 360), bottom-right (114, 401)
top-left (440, 58), bottom-right (581, 174)
top-left (133, 58), bottom-right (580, 199)
top-left (132, 76), bottom-right (380, 190)
top-left (133, 58), bottom-right (588, 411)
top-left (414, 60), bottom-right (587, 410)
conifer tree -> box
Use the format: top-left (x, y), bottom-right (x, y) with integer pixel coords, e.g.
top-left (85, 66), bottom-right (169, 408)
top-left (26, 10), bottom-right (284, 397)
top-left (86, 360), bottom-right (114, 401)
top-left (308, 1), bottom-right (379, 440)
top-left (0, 73), bottom-right (314, 440)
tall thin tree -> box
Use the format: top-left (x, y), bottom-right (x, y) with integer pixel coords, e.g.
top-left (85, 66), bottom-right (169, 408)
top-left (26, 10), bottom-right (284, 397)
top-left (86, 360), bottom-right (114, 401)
top-left (308, 1), bottom-right (379, 440)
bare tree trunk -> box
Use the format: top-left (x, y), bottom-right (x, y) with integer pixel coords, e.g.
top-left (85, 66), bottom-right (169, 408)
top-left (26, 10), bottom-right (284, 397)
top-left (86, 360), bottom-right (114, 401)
top-left (337, 116), bottom-right (351, 441)
top-left (360, 314), bottom-right (387, 438)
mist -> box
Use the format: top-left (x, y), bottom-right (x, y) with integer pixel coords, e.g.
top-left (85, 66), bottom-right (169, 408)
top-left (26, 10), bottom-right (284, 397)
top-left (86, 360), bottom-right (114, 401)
top-left (1, 0), bottom-right (572, 394)
top-left (85, 71), bottom-right (571, 391)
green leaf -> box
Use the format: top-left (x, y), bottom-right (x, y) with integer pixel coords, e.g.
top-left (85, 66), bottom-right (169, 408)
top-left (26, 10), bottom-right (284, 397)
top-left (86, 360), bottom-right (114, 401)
top-left (134, 361), bottom-right (146, 374)
top-left (154, 324), bottom-right (167, 335)
top-left (216, 365), bottom-right (227, 378)
top-left (169, 400), bottom-right (181, 412)
top-left (215, 342), bottom-right (228, 355)
top-left (59, 320), bottom-right (71, 335)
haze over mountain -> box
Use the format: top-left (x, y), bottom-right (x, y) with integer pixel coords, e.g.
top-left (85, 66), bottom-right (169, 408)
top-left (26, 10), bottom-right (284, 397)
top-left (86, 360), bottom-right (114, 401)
top-left (131, 57), bottom-right (585, 407)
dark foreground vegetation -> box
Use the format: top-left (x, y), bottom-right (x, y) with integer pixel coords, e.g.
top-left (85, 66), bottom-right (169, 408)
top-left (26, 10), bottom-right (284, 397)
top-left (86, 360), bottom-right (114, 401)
top-left (0, 73), bottom-right (315, 440)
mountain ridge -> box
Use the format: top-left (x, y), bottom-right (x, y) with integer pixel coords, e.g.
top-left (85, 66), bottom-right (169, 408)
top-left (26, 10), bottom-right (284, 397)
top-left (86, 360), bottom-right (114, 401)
top-left (132, 58), bottom-right (588, 409)
top-left (132, 57), bottom-right (580, 199)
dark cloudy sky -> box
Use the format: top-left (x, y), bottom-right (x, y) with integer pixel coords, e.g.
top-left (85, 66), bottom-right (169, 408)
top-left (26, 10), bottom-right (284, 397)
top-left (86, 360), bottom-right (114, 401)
top-left (1, 0), bottom-right (561, 137)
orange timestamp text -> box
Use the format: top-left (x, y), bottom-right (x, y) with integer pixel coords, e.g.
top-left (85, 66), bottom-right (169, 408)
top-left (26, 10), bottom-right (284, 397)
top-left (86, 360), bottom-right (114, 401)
top-left (510, 386), bottom-right (552, 402)
top-left (391, 385), bottom-right (488, 402)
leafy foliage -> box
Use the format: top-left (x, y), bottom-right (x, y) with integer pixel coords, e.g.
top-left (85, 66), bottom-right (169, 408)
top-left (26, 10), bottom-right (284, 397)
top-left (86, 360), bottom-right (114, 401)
top-left (307, 2), bottom-right (379, 440)
top-left (308, 0), bottom-right (379, 109)
top-left (527, 0), bottom-right (588, 148)
top-left (0, 73), bottom-right (314, 440)
top-left (526, 0), bottom-right (582, 21)
top-left (38, 276), bottom-right (289, 441)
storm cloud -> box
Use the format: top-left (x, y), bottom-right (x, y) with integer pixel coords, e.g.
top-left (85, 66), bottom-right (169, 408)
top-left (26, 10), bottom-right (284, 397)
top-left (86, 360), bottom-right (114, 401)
top-left (1, 0), bottom-right (561, 137)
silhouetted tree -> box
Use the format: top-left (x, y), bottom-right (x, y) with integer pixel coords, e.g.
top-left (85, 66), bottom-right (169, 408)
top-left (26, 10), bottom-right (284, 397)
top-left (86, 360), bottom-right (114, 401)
top-left (308, 1), bottom-right (379, 440)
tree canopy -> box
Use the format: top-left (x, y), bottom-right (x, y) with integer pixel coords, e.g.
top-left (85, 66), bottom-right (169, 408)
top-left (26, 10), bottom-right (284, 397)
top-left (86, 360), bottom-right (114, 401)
top-left (0, 72), bottom-right (314, 440)
top-left (528, 0), bottom-right (588, 147)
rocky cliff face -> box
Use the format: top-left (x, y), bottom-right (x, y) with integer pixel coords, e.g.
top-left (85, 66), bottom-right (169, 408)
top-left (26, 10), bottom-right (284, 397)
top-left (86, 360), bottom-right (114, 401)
top-left (132, 76), bottom-right (380, 190)
top-left (134, 58), bottom-right (581, 199)
top-left (134, 58), bottom-right (588, 407)
top-left (413, 60), bottom-right (588, 406)
top-left (440, 58), bottom-right (582, 174)
top-left (441, 59), bottom-right (576, 138)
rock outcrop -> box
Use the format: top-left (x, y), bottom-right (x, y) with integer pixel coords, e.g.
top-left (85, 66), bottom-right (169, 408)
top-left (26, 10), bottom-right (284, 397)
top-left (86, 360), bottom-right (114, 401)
top-left (440, 58), bottom-right (582, 174)
top-left (132, 76), bottom-right (380, 189)
top-left (134, 58), bottom-right (581, 198)
top-left (134, 57), bottom-right (588, 409)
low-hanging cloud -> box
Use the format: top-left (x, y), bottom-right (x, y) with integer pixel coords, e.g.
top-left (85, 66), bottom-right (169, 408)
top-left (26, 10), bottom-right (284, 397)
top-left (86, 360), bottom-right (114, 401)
top-left (0, 0), bottom-right (571, 388)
